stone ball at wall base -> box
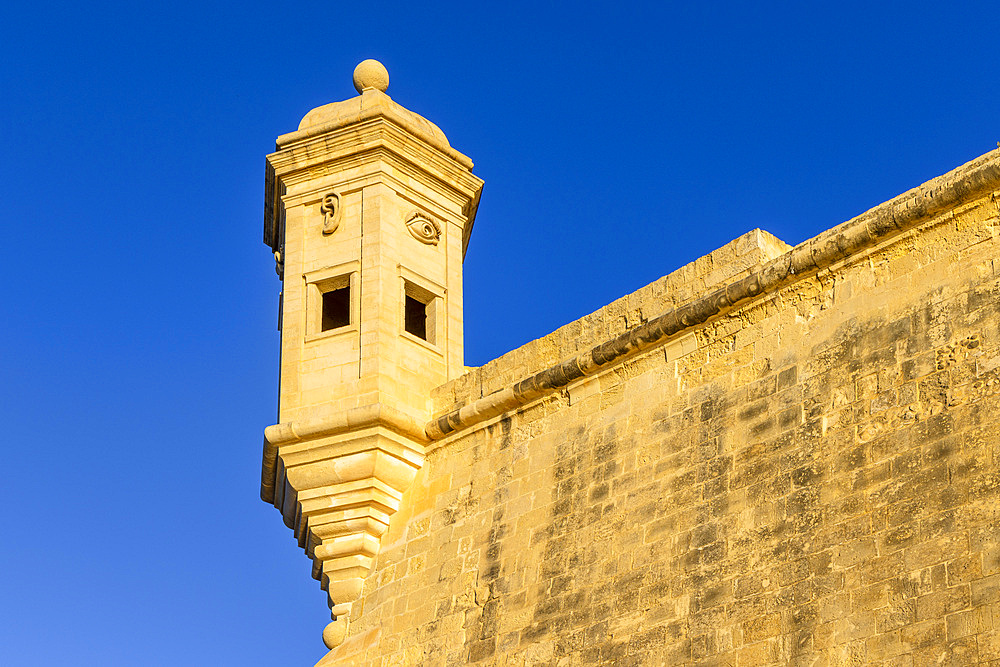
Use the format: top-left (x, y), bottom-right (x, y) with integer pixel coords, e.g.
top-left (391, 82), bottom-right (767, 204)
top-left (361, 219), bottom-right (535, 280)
top-left (323, 618), bottom-right (348, 649)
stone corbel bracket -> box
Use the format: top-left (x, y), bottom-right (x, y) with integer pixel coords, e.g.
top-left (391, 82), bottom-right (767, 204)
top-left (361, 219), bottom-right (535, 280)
top-left (261, 405), bottom-right (429, 644)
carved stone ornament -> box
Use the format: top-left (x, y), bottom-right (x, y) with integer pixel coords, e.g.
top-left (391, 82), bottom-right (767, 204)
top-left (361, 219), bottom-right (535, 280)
top-left (273, 249), bottom-right (284, 278)
top-left (320, 192), bottom-right (342, 235)
top-left (405, 212), bottom-right (441, 245)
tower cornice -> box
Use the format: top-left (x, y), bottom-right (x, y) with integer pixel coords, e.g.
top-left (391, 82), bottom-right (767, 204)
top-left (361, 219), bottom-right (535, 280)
top-left (265, 117), bottom-right (483, 254)
top-left (277, 88), bottom-right (472, 169)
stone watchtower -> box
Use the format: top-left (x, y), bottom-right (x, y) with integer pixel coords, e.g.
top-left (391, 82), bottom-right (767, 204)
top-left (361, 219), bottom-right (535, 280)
top-left (260, 60), bottom-right (483, 650)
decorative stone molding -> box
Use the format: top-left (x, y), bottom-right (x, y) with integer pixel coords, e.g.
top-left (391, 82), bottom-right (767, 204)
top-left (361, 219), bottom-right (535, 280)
top-left (273, 249), bottom-right (283, 278)
top-left (320, 192), bottom-right (342, 235)
top-left (261, 403), bottom-right (429, 501)
top-left (262, 408), bottom-right (427, 643)
top-left (405, 212), bottom-right (441, 245)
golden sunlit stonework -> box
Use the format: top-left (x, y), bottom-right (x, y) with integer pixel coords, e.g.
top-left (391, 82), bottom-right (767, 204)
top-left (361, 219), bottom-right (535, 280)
top-left (261, 61), bottom-right (1000, 665)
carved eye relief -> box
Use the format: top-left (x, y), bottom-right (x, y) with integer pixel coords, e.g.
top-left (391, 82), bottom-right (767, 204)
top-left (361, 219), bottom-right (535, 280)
top-left (320, 192), bottom-right (342, 235)
top-left (405, 212), bottom-right (441, 245)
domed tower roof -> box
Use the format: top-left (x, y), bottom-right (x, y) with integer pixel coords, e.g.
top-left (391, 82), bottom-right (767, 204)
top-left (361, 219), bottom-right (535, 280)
top-left (294, 60), bottom-right (452, 152)
top-left (264, 60), bottom-right (477, 254)
top-left (276, 59), bottom-right (468, 166)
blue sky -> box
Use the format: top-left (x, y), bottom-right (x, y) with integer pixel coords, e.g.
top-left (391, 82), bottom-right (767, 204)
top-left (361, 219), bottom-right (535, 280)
top-left (2, 2), bottom-right (998, 664)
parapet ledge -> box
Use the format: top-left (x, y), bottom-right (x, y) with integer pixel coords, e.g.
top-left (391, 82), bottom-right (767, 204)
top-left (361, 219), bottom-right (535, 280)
top-left (431, 227), bottom-right (791, 419)
top-left (428, 148), bottom-right (1000, 441)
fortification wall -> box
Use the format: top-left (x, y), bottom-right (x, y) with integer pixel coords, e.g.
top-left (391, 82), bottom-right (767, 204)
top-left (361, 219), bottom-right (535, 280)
top-left (434, 228), bottom-right (791, 405)
top-left (323, 152), bottom-right (1000, 666)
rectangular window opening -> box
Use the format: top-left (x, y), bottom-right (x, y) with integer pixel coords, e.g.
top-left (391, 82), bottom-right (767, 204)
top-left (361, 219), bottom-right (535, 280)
top-left (404, 294), bottom-right (428, 341)
top-left (321, 286), bottom-right (351, 331)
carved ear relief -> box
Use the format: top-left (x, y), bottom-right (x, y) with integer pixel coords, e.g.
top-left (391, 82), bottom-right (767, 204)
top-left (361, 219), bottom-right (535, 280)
top-left (320, 192), bottom-right (342, 235)
top-left (405, 212), bottom-right (441, 245)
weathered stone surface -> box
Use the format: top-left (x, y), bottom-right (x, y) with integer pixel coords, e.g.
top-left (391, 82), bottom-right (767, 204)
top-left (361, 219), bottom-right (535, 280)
top-left (317, 174), bottom-right (1000, 664)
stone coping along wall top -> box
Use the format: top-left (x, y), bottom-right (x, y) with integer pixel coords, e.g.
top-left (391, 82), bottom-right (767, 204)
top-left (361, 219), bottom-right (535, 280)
top-left (426, 148), bottom-right (1000, 441)
top-left (432, 228), bottom-right (792, 414)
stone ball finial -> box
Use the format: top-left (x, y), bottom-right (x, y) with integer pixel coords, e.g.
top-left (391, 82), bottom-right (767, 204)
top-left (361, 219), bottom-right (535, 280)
top-left (353, 59), bottom-right (389, 93)
top-left (323, 618), bottom-right (348, 649)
